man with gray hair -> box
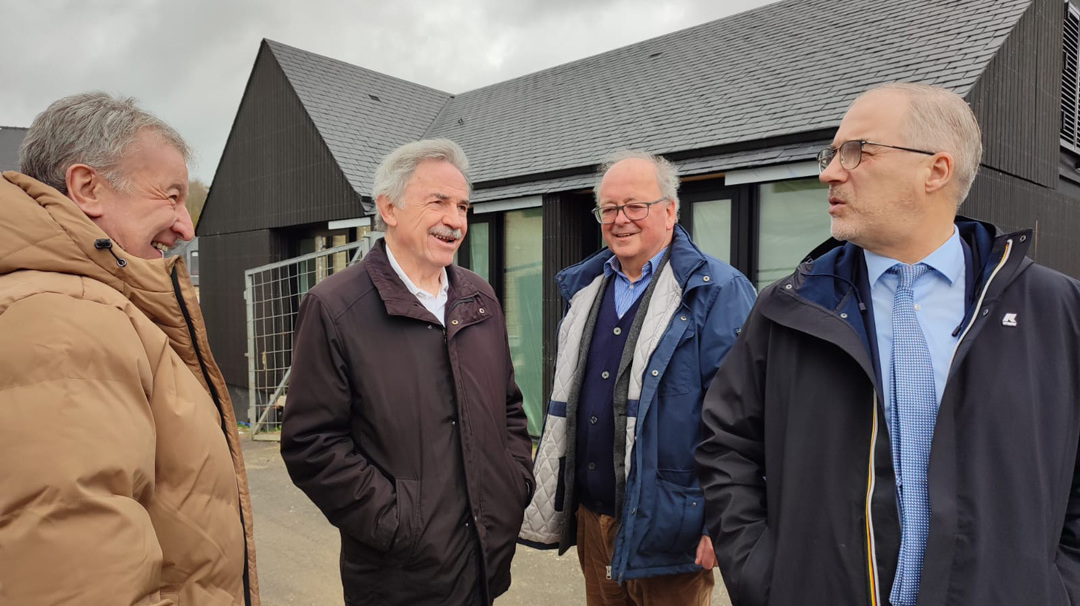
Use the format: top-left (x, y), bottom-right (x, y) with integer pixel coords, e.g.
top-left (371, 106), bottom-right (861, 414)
top-left (0, 92), bottom-right (259, 605)
top-left (282, 139), bottom-right (533, 605)
top-left (697, 82), bottom-right (1080, 605)
top-left (520, 150), bottom-right (756, 605)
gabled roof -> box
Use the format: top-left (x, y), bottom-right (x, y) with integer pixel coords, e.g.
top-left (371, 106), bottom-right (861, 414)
top-left (266, 40), bottom-right (452, 198)
top-left (253, 0), bottom-right (1029, 198)
top-left (0, 127), bottom-right (27, 172)
top-left (426, 0), bottom-right (1029, 184)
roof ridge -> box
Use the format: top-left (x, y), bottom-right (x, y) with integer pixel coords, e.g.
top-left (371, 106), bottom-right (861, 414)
top-left (265, 38), bottom-right (452, 97)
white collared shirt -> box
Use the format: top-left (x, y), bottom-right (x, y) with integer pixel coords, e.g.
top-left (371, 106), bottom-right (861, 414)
top-left (385, 245), bottom-right (450, 325)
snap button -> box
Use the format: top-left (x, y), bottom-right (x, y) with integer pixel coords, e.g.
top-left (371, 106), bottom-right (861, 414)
top-left (840, 312), bottom-right (848, 319)
top-left (982, 308), bottom-right (989, 316)
top-left (651, 370), bottom-right (659, 377)
top-left (613, 327), bottom-right (622, 335)
top-left (590, 415), bottom-right (598, 424)
top-left (680, 315), bottom-right (687, 321)
top-left (630, 508), bottom-right (637, 515)
top-left (1020, 235), bottom-right (1027, 242)
top-left (691, 501), bottom-right (698, 508)
top-left (588, 462), bottom-right (596, 470)
top-left (601, 371), bottom-right (610, 379)
top-left (479, 307), bottom-right (485, 314)
top-left (703, 276), bottom-right (710, 282)
top-left (451, 319), bottom-right (459, 325)
top-left (785, 284), bottom-right (793, 290)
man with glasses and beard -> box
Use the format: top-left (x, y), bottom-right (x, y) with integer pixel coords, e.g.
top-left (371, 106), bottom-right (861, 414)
top-left (696, 82), bottom-right (1080, 606)
top-left (521, 150), bottom-right (756, 605)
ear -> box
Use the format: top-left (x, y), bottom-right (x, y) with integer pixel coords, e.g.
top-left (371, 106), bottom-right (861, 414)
top-left (65, 163), bottom-right (106, 218)
top-left (924, 152), bottom-right (954, 196)
top-left (376, 194), bottom-right (399, 228)
top-left (664, 198), bottom-right (678, 230)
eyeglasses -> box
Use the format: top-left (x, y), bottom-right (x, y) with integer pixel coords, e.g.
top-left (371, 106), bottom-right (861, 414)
top-left (817, 139), bottom-right (936, 172)
top-left (592, 198), bottom-right (668, 224)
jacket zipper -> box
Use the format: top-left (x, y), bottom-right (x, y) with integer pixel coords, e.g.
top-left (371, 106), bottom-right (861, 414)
top-left (862, 238), bottom-right (1012, 605)
top-left (865, 393), bottom-right (882, 606)
top-left (441, 300), bottom-right (491, 604)
top-left (170, 268), bottom-right (253, 606)
top-left (951, 238), bottom-right (1012, 356)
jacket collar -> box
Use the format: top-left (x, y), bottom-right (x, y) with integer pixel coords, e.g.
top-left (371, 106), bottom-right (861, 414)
top-left (791, 216), bottom-right (1031, 316)
top-left (763, 216), bottom-right (1033, 387)
top-left (366, 238), bottom-right (485, 325)
top-left (0, 171), bottom-right (211, 392)
top-left (0, 171), bottom-right (189, 296)
top-left (556, 224), bottom-right (706, 302)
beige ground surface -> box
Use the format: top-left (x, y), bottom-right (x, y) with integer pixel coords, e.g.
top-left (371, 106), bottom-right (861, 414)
top-left (243, 436), bottom-right (732, 605)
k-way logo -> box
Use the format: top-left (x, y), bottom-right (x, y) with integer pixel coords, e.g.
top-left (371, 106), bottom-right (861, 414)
top-left (1001, 313), bottom-right (1018, 327)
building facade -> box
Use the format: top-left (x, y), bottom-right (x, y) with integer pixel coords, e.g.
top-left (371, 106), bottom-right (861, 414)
top-left (201, 0), bottom-right (1079, 426)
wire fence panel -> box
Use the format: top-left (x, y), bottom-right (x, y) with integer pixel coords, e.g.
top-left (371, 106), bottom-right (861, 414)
top-left (245, 236), bottom-right (374, 438)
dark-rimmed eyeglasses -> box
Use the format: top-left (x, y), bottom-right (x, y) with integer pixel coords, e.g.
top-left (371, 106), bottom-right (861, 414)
top-left (817, 140), bottom-right (936, 172)
top-left (592, 198), bottom-right (668, 224)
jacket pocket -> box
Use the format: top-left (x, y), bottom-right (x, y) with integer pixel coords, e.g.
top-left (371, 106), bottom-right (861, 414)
top-left (503, 449), bottom-right (529, 506)
top-left (390, 478), bottom-right (422, 561)
top-left (638, 470), bottom-right (705, 555)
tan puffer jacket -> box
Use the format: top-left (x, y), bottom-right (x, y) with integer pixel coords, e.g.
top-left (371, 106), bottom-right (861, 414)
top-left (0, 172), bottom-right (260, 606)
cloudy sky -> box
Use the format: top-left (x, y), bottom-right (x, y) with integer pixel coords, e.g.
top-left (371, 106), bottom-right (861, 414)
top-left (1, 0), bottom-right (782, 183)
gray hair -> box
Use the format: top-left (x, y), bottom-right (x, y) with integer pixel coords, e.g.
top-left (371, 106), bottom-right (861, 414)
top-left (371, 138), bottom-right (470, 231)
top-left (19, 91), bottom-right (190, 195)
top-left (594, 150), bottom-right (681, 214)
top-left (861, 82), bottom-right (983, 206)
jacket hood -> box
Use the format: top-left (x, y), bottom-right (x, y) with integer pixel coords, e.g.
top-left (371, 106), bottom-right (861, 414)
top-left (556, 224), bottom-right (708, 301)
top-left (0, 171), bottom-right (207, 395)
top-left (0, 171), bottom-right (189, 295)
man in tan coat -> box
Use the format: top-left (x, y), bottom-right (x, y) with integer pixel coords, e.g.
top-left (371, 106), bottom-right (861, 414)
top-left (0, 92), bottom-right (259, 606)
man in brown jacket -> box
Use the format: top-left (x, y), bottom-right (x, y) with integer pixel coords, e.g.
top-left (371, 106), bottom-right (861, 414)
top-left (0, 92), bottom-right (259, 605)
top-left (281, 139), bottom-right (534, 606)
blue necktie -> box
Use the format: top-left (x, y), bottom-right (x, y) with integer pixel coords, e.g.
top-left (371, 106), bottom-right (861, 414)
top-left (888, 263), bottom-right (936, 606)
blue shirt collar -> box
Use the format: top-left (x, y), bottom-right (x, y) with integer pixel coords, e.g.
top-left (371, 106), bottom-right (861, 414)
top-left (864, 226), bottom-right (964, 286)
top-left (604, 246), bottom-right (669, 282)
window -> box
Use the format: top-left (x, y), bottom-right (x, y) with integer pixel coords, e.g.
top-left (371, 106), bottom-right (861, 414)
top-left (1063, 1), bottom-right (1080, 149)
top-left (756, 178), bottom-right (831, 289)
top-left (689, 198), bottom-right (733, 263)
top-left (189, 250), bottom-right (199, 276)
top-left (502, 208), bottom-right (544, 438)
top-left (468, 222), bottom-right (491, 283)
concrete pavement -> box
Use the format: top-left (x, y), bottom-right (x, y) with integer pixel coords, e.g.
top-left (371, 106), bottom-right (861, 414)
top-left (244, 436), bottom-right (732, 605)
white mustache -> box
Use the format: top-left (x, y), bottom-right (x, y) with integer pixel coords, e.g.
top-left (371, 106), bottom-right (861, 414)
top-left (430, 227), bottom-right (462, 240)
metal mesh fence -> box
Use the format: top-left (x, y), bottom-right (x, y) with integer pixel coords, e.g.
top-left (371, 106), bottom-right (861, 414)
top-left (245, 236), bottom-right (374, 438)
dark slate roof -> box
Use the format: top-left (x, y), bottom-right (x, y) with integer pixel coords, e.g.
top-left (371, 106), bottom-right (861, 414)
top-left (0, 127), bottom-right (27, 172)
top-left (266, 40), bottom-right (453, 198)
top-left (263, 0), bottom-right (1028, 197)
top-left (428, 0), bottom-right (1029, 184)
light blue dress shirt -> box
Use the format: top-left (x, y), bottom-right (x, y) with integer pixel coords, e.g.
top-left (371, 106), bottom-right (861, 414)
top-left (604, 246), bottom-right (669, 319)
top-left (865, 226), bottom-right (966, 423)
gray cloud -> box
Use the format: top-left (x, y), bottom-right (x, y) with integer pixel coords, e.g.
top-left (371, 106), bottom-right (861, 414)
top-left (0, 0), bottom-right (780, 181)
